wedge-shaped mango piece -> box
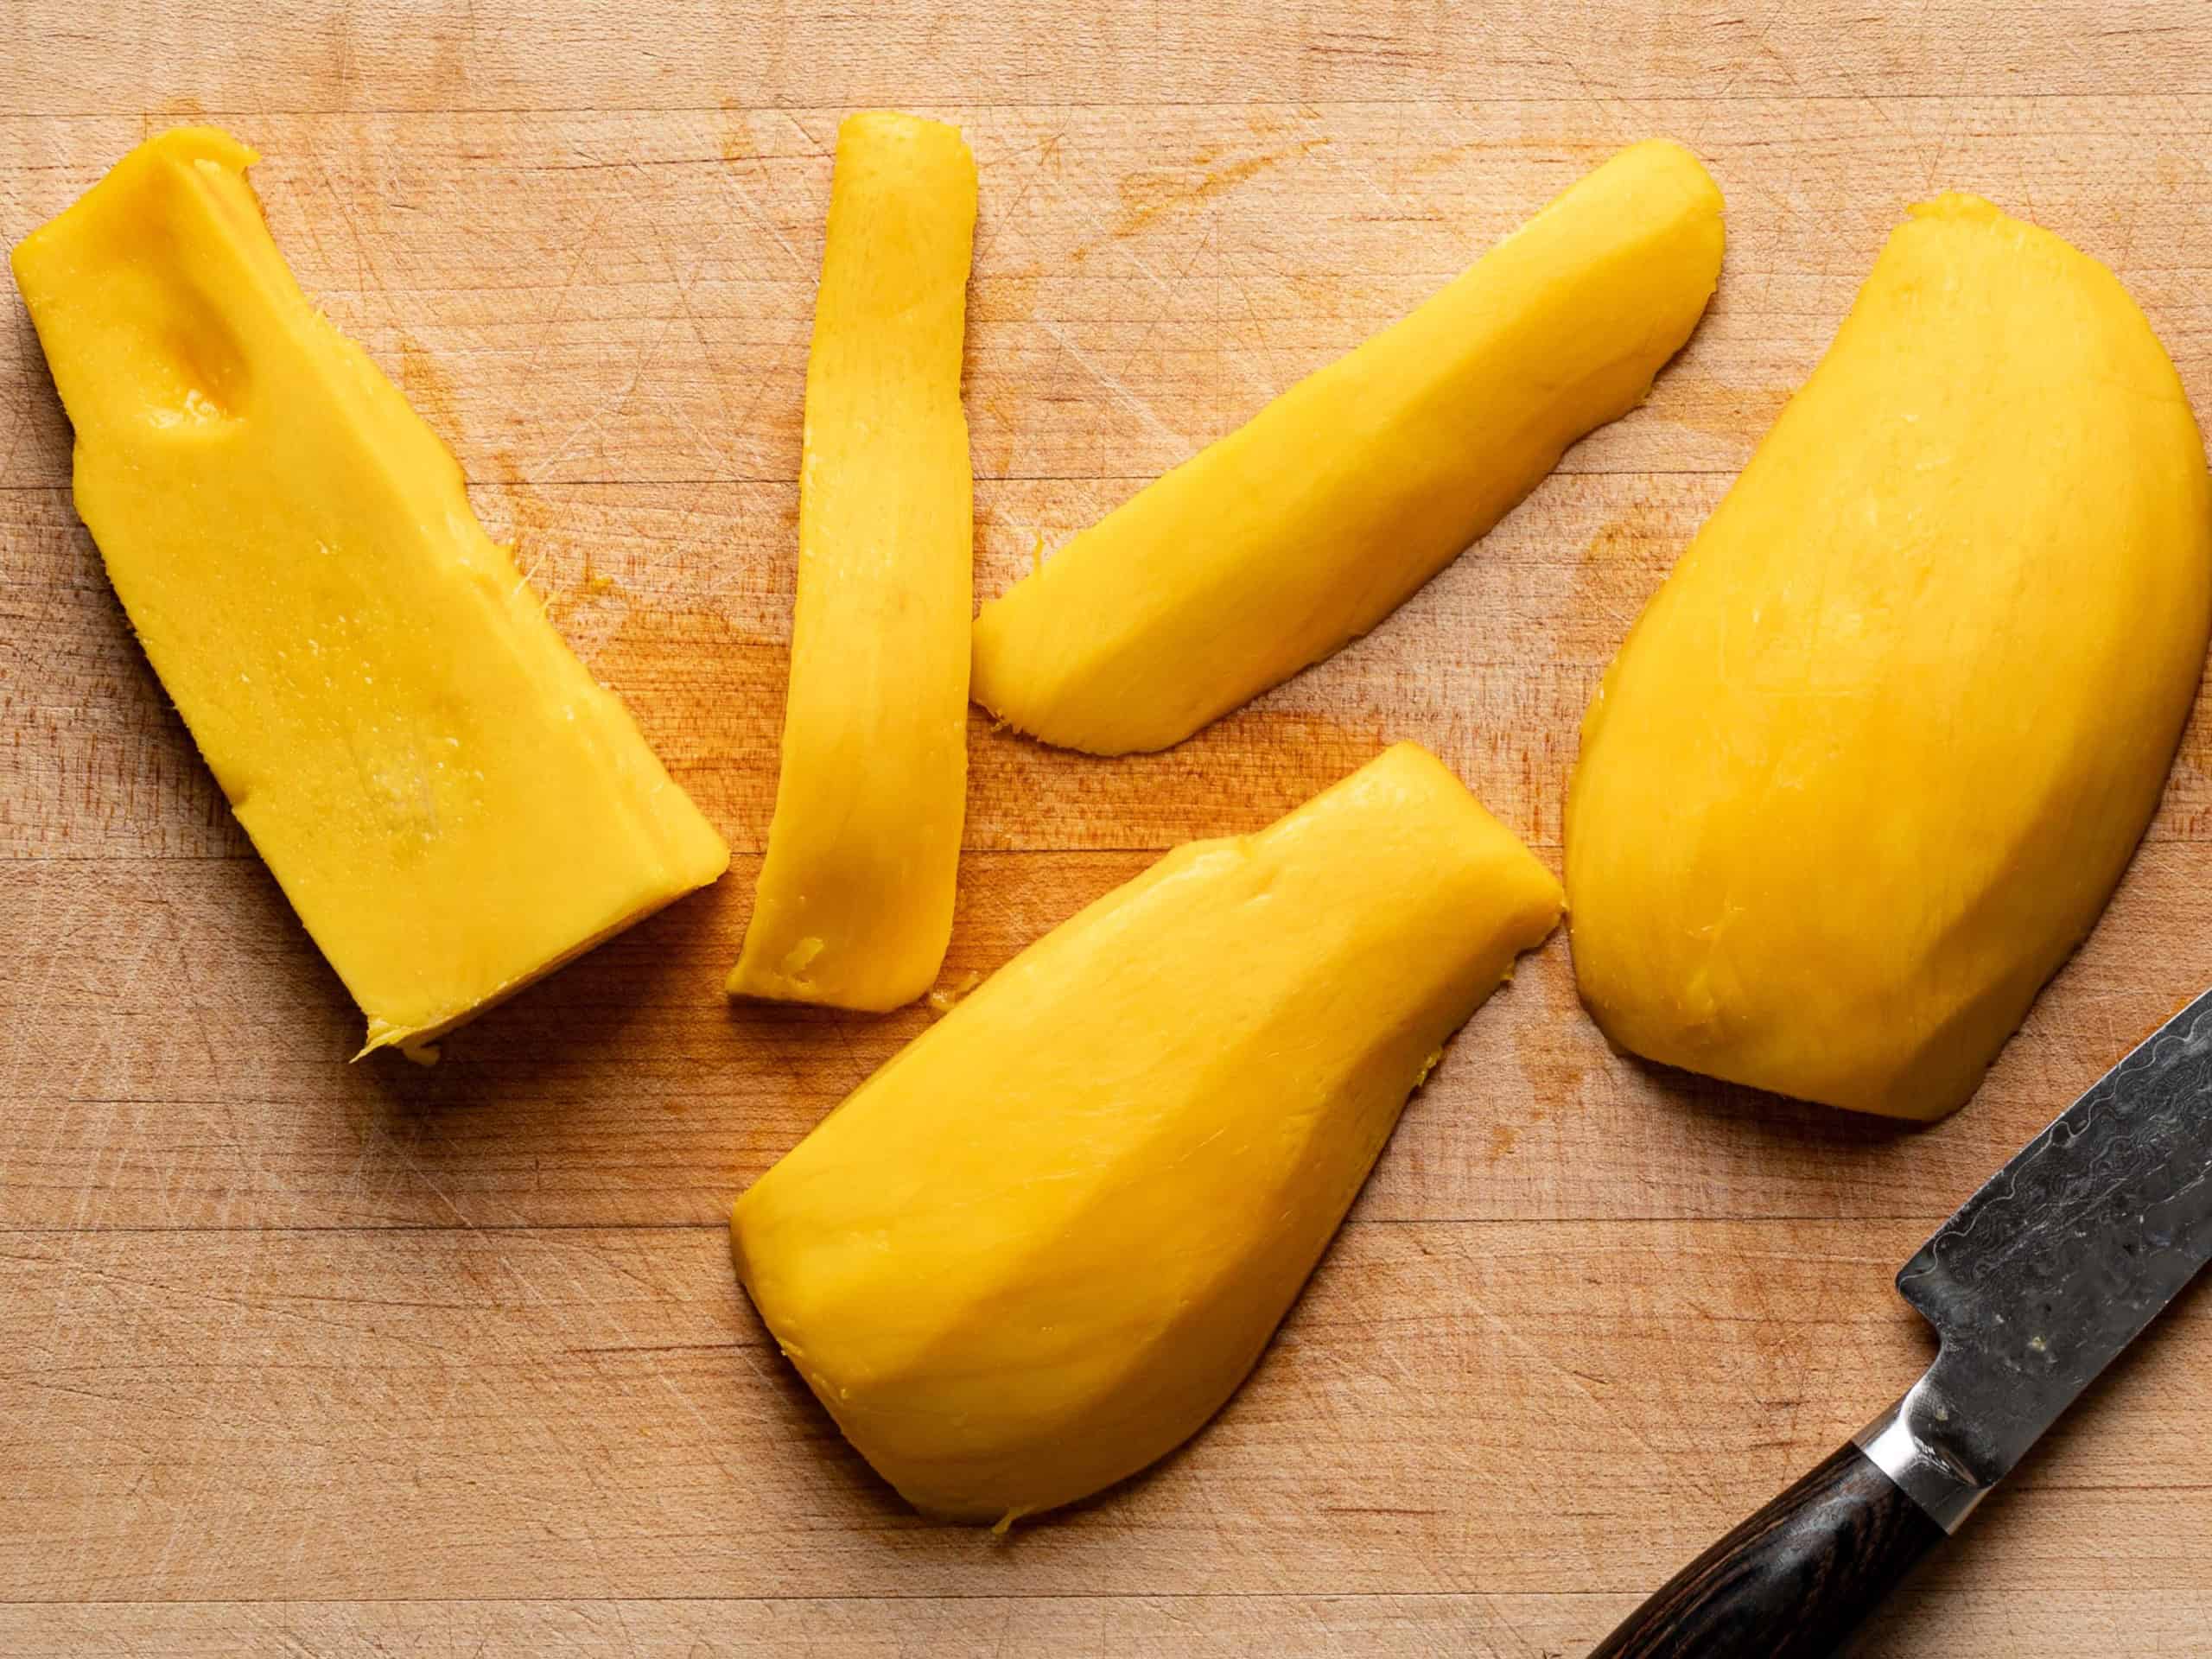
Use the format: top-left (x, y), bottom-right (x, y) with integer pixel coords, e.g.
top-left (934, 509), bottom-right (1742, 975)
top-left (969, 139), bottom-right (1725, 754)
top-left (732, 741), bottom-right (1561, 1521)
top-left (11, 129), bottom-right (730, 1058)
top-left (729, 112), bottom-right (976, 1012)
top-left (1567, 194), bottom-right (2212, 1121)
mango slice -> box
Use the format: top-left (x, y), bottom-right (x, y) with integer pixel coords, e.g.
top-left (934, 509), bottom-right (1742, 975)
top-left (969, 139), bottom-right (1726, 754)
top-left (11, 129), bottom-right (730, 1058)
top-left (1566, 194), bottom-right (2212, 1121)
top-left (729, 113), bottom-right (977, 1012)
top-left (732, 741), bottom-right (1562, 1522)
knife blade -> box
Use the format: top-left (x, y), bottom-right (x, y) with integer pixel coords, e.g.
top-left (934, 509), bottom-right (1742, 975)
top-left (1591, 984), bottom-right (2212, 1659)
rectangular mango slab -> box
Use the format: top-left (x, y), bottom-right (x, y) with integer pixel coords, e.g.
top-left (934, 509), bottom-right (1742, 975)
top-left (970, 139), bottom-right (1725, 754)
top-left (10, 128), bottom-right (730, 1058)
top-left (731, 741), bottom-right (1563, 1523)
top-left (728, 112), bottom-right (976, 1013)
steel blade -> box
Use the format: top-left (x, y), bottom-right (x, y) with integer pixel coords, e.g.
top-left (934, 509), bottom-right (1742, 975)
top-left (1890, 982), bottom-right (2212, 1502)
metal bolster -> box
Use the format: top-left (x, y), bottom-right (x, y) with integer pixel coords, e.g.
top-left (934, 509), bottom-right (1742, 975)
top-left (1852, 1373), bottom-right (1993, 1535)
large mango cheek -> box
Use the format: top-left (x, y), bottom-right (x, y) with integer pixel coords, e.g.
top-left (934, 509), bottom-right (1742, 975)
top-left (1564, 193), bottom-right (2212, 1122)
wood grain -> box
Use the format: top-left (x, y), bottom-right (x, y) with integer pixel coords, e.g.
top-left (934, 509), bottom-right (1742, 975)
top-left (3, 1223), bottom-right (2208, 1601)
top-left (4, 3), bottom-right (2211, 1655)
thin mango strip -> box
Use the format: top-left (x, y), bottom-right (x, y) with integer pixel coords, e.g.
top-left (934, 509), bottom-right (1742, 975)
top-left (729, 112), bottom-right (978, 1012)
top-left (971, 140), bottom-right (1725, 754)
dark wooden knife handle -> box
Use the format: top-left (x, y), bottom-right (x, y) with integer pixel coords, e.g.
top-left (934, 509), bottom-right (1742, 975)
top-left (1589, 1441), bottom-right (1945, 1659)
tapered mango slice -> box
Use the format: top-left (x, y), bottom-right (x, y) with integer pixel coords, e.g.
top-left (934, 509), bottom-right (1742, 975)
top-left (1567, 194), bottom-right (2212, 1121)
top-left (10, 129), bottom-right (729, 1057)
top-left (732, 741), bottom-right (1562, 1522)
top-left (969, 139), bottom-right (1725, 754)
top-left (728, 112), bottom-right (977, 1012)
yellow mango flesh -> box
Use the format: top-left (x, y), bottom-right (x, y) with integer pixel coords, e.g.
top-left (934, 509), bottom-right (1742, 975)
top-left (1566, 194), bottom-right (2212, 1121)
top-left (11, 129), bottom-right (730, 1057)
top-left (732, 741), bottom-right (1562, 1522)
top-left (969, 139), bottom-right (1725, 754)
top-left (729, 113), bottom-right (976, 1012)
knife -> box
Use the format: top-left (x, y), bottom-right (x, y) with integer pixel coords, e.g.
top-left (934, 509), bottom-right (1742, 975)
top-left (1591, 984), bottom-right (2212, 1659)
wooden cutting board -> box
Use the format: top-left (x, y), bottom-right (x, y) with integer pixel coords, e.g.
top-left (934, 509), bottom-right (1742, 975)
top-left (4, 3), bottom-right (2209, 1653)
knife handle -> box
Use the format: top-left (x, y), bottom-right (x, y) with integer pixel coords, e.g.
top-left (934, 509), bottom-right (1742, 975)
top-left (1587, 1440), bottom-right (1945, 1659)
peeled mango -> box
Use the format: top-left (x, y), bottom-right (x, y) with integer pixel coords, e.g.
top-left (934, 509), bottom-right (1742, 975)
top-left (970, 138), bottom-right (1725, 753)
top-left (1567, 194), bottom-right (2212, 1121)
top-left (10, 128), bottom-right (729, 1058)
top-left (729, 112), bottom-right (976, 1013)
top-left (731, 741), bottom-right (1562, 1522)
